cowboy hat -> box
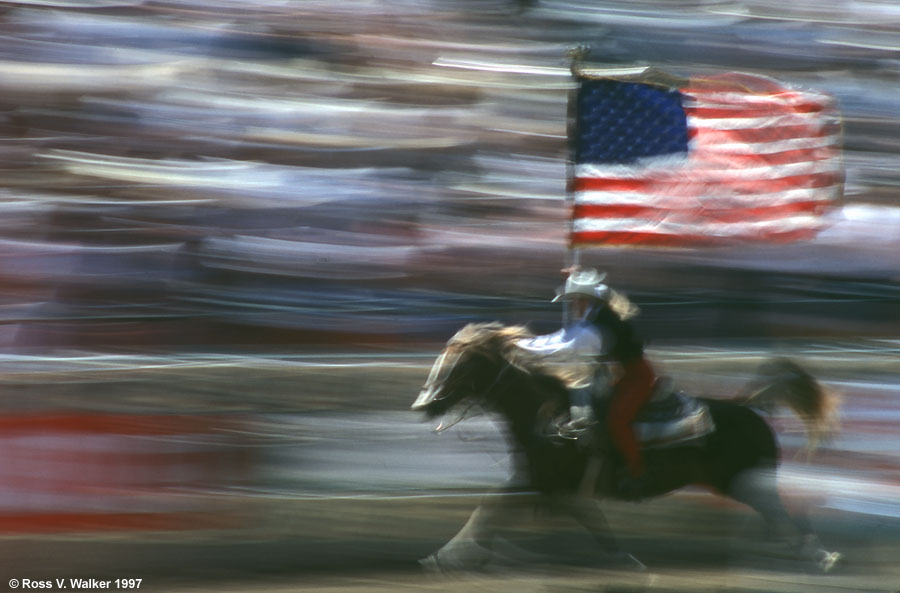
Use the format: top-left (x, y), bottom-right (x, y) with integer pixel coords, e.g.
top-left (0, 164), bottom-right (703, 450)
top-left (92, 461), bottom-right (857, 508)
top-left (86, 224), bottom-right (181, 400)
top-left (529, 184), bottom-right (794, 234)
top-left (552, 268), bottom-right (610, 302)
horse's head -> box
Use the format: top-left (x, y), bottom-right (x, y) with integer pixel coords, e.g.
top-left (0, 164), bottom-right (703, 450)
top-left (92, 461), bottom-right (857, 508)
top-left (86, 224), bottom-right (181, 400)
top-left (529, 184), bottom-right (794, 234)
top-left (411, 322), bottom-right (532, 421)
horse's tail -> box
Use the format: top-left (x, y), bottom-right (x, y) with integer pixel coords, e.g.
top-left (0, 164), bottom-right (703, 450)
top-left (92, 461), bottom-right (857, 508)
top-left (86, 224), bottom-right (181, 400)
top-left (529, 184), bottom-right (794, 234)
top-left (742, 357), bottom-right (841, 454)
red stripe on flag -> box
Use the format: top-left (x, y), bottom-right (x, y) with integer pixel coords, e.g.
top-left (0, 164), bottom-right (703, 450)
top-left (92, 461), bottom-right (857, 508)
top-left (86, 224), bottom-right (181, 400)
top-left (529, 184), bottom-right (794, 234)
top-left (685, 102), bottom-right (827, 119)
top-left (574, 171), bottom-right (841, 194)
top-left (572, 204), bottom-right (659, 219)
top-left (573, 177), bottom-right (650, 192)
top-left (570, 227), bottom-right (820, 248)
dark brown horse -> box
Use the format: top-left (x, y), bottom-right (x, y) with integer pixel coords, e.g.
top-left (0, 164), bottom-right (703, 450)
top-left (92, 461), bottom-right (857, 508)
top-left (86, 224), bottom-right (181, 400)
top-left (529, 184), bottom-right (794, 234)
top-left (412, 322), bottom-right (841, 573)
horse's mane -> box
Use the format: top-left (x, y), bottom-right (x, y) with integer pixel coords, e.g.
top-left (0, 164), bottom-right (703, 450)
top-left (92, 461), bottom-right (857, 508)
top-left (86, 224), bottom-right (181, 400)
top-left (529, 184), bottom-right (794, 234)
top-left (449, 322), bottom-right (571, 391)
top-left (448, 322), bottom-right (532, 358)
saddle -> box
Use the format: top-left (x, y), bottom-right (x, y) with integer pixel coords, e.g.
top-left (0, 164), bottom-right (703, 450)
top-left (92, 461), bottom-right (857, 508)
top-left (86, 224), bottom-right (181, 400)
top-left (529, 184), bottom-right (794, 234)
top-left (630, 379), bottom-right (715, 448)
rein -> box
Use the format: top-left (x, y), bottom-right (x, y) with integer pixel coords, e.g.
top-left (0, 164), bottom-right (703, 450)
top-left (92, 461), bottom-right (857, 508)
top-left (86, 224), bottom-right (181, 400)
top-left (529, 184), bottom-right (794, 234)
top-left (435, 399), bottom-right (479, 433)
top-left (435, 356), bottom-right (515, 434)
top-left (484, 357), bottom-right (514, 396)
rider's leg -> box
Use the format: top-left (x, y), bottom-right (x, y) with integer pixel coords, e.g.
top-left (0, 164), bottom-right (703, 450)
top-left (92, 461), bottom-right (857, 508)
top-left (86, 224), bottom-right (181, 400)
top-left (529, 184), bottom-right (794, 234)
top-left (607, 357), bottom-right (655, 477)
top-left (568, 384), bottom-right (596, 427)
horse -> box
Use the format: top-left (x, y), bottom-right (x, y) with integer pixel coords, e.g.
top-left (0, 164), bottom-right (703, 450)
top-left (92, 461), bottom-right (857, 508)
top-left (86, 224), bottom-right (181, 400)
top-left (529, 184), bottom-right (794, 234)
top-left (411, 322), bottom-right (841, 573)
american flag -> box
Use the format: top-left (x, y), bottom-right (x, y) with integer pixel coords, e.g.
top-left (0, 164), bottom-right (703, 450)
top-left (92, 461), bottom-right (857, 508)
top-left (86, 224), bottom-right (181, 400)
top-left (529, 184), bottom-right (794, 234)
top-left (570, 69), bottom-right (843, 248)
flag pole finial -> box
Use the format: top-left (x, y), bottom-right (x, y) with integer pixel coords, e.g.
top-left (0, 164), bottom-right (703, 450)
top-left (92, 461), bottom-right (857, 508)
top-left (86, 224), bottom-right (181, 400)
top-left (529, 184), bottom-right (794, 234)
top-left (567, 44), bottom-right (591, 73)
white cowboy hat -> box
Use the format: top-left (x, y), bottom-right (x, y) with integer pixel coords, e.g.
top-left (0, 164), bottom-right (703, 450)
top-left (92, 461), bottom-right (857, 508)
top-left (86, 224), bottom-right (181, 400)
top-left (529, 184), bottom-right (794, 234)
top-left (552, 268), bottom-right (610, 302)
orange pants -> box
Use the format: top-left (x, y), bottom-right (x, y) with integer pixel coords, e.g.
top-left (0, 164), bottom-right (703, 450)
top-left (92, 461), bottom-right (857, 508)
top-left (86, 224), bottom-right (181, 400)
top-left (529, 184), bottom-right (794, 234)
top-left (607, 357), bottom-right (656, 477)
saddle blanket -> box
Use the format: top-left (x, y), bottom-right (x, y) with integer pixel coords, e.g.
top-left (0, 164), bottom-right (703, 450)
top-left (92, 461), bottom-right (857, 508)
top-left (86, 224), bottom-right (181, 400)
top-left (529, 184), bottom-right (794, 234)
top-left (633, 383), bottom-right (715, 449)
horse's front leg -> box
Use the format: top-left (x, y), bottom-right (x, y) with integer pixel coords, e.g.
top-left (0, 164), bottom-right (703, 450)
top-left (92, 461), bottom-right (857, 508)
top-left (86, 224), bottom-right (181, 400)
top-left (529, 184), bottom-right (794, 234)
top-left (549, 492), bottom-right (646, 571)
top-left (420, 486), bottom-right (535, 572)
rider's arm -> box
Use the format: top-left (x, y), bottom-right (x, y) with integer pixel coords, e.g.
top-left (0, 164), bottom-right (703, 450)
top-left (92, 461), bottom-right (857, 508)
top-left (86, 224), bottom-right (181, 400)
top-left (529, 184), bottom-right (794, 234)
top-left (517, 323), bottom-right (606, 358)
top-left (516, 328), bottom-right (572, 356)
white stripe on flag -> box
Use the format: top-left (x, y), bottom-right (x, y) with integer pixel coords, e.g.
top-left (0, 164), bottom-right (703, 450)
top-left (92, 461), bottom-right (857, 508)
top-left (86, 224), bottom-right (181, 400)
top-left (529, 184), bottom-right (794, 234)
top-left (572, 215), bottom-right (825, 237)
top-left (574, 187), bottom-right (835, 207)
top-left (574, 157), bottom-right (841, 182)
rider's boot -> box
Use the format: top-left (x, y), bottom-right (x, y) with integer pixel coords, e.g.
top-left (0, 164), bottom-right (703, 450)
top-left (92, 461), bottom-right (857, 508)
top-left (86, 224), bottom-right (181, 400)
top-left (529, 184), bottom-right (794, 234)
top-left (559, 405), bottom-right (596, 439)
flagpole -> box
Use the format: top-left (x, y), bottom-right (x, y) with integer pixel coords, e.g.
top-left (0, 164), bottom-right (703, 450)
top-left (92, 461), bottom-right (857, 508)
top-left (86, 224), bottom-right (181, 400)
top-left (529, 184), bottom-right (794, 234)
top-left (563, 45), bottom-right (588, 327)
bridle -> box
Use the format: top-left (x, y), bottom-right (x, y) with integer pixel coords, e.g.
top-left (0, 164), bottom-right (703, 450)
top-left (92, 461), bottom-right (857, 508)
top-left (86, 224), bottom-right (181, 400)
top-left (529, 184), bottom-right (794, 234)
top-left (434, 352), bottom-right (514, 433)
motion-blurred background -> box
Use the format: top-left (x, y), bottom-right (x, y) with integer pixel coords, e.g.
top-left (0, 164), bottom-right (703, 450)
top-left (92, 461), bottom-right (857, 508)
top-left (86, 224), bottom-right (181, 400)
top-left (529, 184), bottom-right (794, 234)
top-left (0, 1), bottom-right (897, 590)
top-left (1, 0), bottom-right (898, 350)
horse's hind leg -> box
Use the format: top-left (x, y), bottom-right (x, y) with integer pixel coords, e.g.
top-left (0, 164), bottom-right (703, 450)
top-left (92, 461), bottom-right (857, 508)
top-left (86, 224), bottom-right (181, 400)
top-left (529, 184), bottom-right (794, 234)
top-left (728, 468), bottom-right (840, 572)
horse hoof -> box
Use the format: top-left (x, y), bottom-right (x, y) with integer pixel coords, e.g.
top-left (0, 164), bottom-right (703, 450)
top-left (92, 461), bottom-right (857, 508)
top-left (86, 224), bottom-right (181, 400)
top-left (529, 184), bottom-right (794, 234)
top-left (418, 554), bottom-right (442, 574)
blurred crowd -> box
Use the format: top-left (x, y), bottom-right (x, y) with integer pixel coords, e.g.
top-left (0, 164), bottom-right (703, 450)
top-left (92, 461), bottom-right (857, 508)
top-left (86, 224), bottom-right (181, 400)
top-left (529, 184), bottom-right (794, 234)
top-left (0, 0), bottom-right (898, 351)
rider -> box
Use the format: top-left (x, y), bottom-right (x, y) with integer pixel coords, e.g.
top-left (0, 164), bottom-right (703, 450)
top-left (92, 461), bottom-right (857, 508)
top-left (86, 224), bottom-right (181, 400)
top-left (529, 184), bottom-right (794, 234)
top-left (518, 267), bottom-right (656, 494)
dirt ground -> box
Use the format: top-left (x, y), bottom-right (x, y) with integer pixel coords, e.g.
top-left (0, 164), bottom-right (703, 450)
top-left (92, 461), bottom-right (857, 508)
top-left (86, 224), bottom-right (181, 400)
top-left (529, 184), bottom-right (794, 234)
top-left (2, 493), bottom-right (895, 593)
top-left (0, 346), bottom-right (896, 593)
top-left (160, 568), bottom-right (898, 593)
